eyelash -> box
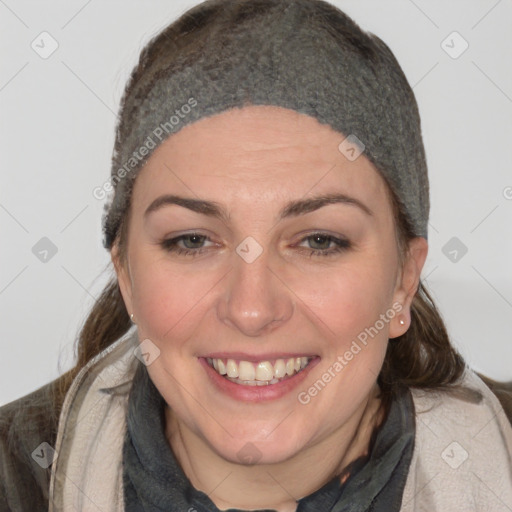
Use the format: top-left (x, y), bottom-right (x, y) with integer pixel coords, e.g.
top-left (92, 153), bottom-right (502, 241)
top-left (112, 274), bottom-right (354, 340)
top-left (160, 232), bottom-right (351, 258)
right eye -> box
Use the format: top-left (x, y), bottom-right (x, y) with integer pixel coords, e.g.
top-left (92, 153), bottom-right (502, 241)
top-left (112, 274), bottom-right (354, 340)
top-left (160, 233), bottom-right (215, 257)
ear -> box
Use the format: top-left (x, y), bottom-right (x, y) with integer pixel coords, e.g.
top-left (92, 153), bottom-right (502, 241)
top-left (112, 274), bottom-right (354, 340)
top-left (388, 237), bottom-right (428, 339)
top-left (111, 241), bottom-right (134, 317)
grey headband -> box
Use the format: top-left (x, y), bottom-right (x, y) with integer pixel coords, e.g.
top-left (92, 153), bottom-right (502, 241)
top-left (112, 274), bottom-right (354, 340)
top-left (102, 0), bottom-right (429, 249)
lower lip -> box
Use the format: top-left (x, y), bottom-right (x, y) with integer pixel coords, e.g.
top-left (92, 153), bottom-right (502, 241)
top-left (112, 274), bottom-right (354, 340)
top-left (199, 357), bottom-right (320, 402)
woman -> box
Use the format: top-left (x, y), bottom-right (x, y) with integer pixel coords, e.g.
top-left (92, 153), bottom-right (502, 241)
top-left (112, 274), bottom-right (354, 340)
top-left (1, 0), bottom-right (511, 511)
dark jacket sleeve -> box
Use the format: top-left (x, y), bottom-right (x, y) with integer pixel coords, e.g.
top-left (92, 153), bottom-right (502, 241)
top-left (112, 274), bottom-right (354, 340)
top-left (0, 375), bottom-right (65, 512)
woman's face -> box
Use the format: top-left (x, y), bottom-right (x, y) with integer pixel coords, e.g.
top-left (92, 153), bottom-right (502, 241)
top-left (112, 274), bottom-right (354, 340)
top-left (113, 105), bottom-right (427, 465)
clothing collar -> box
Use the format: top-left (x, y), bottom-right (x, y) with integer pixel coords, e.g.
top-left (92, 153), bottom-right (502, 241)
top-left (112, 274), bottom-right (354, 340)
top-left (48, 329), bottom-right (140, 512)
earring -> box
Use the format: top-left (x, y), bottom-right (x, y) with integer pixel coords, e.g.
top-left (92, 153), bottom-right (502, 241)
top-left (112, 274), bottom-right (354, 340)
top-left (130, 313), bottom-right (136, 324)
top-left (399, 317), bottom-right (405, 326)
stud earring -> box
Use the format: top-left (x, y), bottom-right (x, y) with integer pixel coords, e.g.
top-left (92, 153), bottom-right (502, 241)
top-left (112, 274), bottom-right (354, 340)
top-left (130, 313), bottom-right (136, 324)
top-left (399, 317), bottom-right (405, 326)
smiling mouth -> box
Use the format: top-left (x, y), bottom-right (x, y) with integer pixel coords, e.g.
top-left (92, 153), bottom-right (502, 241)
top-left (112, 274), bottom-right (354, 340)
top-left (206, 357), bottom-right (315, 386)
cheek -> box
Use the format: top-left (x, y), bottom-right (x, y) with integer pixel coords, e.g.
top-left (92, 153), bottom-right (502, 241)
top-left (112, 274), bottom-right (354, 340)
top-left (292, 260), bottom-right (394, 347)
top-left (130, 256), bottom-right (216, 343)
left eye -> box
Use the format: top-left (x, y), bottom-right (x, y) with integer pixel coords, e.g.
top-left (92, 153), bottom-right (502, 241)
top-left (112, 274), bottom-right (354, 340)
top-left (176, 234), bottom-right (209, 249)
top-left (300, 234), bottom-right (336, 250)
top-left (296, 233), bottom-right (351, 256)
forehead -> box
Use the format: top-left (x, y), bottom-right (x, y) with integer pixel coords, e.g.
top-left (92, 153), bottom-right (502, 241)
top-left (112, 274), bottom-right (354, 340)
top-left (132, 105), bottom-right (389, 214)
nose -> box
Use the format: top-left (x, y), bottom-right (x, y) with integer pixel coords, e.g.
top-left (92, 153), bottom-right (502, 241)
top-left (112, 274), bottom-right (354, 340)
top-left (216, 248), bottom-right (294, 337)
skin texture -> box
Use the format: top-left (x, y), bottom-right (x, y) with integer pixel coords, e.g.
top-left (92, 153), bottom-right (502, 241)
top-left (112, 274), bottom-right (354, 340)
top-left (112, 105), bottom-right (428, 511)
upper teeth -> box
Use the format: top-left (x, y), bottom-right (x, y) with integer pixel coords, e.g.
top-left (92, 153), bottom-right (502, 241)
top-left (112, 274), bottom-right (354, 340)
top-left (208, 357), bottom-right (310, 382)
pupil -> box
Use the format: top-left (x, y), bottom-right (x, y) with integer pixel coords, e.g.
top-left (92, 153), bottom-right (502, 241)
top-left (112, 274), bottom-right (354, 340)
top-left (184, 234), bottom-right (204, 248)
top-left (310, 235), bottom-right (330, 250)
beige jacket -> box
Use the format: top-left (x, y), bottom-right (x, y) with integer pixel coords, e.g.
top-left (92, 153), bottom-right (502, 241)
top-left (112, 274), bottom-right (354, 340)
top-left (47, 329), bottom-right (512, 511)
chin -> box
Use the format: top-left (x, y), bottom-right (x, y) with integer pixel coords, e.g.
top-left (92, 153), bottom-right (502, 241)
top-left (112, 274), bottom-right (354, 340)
top-left (216, 438), bottom-right (303, 466)
top-left (201, 420), bottom-right (313, 467)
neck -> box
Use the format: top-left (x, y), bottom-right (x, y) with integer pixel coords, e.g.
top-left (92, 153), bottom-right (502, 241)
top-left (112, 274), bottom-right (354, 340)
top-left (165, 384), bottom-right (385, 512)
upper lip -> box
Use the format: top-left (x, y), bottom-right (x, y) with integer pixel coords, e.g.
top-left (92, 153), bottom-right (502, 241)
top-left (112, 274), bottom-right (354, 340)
top-left (202, 352), bottom-right (317, 362)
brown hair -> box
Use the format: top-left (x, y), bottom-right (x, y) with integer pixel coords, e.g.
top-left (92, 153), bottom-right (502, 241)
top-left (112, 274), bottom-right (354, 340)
top-left (54, 0), bottom-right (469, 416)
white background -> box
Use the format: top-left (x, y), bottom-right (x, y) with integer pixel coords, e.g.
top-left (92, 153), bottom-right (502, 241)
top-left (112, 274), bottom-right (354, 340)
top-left (1, 0), bottom-right (511, 406)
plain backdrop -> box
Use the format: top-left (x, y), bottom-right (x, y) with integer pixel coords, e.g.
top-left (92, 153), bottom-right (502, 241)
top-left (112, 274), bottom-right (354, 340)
top-left (1, 0), bottom-right (511, 406)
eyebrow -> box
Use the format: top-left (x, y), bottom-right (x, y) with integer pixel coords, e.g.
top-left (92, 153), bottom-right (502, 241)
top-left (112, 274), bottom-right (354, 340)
top-left (144, 192), bottom-right (373, 222)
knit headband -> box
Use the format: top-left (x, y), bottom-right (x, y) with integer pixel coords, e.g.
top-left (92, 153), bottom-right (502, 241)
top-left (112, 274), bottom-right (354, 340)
top-left (102, 0), bottom-right (429, 250)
